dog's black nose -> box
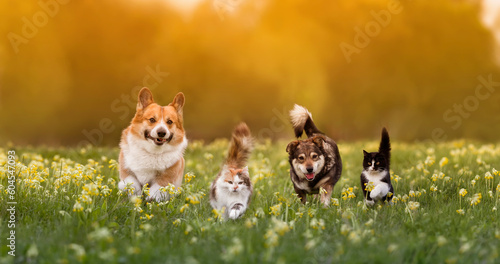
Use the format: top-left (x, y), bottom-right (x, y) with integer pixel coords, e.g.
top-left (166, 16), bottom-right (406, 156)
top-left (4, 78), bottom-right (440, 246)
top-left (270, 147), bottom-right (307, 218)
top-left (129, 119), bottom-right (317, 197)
top-left (306, 167), bottom-right (314, 173)
top-left (157, 129), bottom-right (166, 138)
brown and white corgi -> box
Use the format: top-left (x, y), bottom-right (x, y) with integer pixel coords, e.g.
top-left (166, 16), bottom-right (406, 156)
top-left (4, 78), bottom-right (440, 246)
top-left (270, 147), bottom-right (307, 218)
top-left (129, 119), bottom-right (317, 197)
top-left (286, 105), bottom-right (342, 207)
top-left (118, 87), bottom-right (187, 202)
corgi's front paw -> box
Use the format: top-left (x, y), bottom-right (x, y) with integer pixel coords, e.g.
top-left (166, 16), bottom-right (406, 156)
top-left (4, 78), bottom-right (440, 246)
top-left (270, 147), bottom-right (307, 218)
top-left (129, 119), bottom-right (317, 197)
top-left (118, 176), bottom-right (142, 196)
top-left (146, 183), bottom-right (169, 202)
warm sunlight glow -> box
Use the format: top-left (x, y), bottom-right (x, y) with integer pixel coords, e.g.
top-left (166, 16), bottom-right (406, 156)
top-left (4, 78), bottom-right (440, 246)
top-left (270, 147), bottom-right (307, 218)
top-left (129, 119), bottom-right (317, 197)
top-left (165, 0), bottom-right (204, 13)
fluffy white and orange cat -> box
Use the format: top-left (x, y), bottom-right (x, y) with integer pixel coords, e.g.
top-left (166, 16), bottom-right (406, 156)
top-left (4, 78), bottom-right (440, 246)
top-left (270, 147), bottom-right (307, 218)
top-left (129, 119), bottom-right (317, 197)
top-left (210, 123), bottom-right (253, 220)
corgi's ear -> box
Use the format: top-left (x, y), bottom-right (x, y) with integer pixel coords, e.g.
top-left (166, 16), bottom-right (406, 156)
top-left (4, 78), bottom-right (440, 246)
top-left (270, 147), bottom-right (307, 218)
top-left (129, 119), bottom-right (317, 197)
top-left (170, 92), bottom-right (185, 115)
top-left (137, 87), bottom-right (154, 110)
top-left (286, 141), bottom-right (299, 154)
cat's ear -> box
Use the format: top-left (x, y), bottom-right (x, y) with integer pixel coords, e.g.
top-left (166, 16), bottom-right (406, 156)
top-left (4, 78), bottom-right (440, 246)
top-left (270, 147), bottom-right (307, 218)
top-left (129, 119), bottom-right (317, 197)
top-left (229, 168), bottom-right (236, 175)
top-left (363, 150), bottom-right (368, 156)
top-left (241, 166), bottom-right (249, 175)
top-left (286, 141), bottom-right (299, 154)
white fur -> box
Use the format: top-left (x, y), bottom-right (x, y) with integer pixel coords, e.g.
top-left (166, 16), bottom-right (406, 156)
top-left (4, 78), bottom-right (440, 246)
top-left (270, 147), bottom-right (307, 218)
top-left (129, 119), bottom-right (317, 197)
top-left (118, 133), bottom-right (187, 201)
top-left (365, 200), bottom-right (375, 206)
top-left (150, 122), bottom-right (169, 138)
top-left (118, 176), bottom-right (141, 195)
top-left (147, 182), bottom-right (169, 202)
top-left (289, 104), bottom-right (312, 129)
top-left (121, 133), bottom-right (187, 186)
top-left (291, 155), bottom-right (325, 182)
top-left (210, 173), bottom-right (251, 220)
top-left (370, 183), bottom-right (390, 200)
top-left (362, 169), bottom-right (390, 202)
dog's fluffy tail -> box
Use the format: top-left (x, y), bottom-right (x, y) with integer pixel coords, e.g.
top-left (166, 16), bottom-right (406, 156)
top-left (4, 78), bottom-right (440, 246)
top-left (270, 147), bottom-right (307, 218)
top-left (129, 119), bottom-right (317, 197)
top-left (226, 122), bottom-right (253, 168)
top-left (379, 127), bottom-right (391, 168)
top-left (289, 104), bottom-right (322, 138)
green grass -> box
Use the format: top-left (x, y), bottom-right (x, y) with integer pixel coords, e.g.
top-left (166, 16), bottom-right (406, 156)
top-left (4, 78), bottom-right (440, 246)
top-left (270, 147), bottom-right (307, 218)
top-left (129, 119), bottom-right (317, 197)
top-left (1, 140), bottom-right (500, 264)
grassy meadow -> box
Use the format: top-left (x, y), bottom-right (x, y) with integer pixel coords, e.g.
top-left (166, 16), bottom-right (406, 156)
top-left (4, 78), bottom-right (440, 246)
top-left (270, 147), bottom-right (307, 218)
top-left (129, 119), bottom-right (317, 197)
top-left (1, 139), bottom-right (500, 264)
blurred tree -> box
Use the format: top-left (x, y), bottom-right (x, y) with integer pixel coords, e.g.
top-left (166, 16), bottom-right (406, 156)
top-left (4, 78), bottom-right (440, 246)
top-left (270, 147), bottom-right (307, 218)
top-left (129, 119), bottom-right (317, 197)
top-left (0, 0), bottom-right (498, 145)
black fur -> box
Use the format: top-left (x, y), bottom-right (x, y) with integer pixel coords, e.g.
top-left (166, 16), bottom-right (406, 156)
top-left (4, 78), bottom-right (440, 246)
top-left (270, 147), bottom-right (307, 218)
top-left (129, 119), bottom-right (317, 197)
top-left (360, 127), bottom-right (394, 203)
top-left (294, 115), bottom-right (323, 138)
top-left (287, 106), bottom-right (342, 206)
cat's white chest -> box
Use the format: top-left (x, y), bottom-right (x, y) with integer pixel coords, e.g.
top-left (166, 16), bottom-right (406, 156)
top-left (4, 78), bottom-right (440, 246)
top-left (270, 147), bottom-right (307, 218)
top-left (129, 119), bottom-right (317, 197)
top-left (363, 170), bottom-right (388, 185)
top-left (213, 186), bottom-right (249, 207)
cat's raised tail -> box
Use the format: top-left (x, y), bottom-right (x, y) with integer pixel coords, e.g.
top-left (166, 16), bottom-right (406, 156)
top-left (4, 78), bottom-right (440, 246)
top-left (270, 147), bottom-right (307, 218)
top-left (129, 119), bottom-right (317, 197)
top-left (226, 122), bottom-right (254, 168)
top-left (379, 127), bottom-right (391, 168)
top-left (289, 104), bottom-right (323, 138)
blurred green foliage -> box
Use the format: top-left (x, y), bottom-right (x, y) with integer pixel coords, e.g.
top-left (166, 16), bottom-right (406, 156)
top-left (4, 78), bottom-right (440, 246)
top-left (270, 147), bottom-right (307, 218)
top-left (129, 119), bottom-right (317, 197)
top-left (0, 0), bottom-right (499, 146)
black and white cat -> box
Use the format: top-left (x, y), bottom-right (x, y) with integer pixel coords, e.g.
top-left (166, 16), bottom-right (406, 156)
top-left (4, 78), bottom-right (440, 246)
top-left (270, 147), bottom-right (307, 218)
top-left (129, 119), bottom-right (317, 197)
top-left (360, 127), bottom-right (394, 206)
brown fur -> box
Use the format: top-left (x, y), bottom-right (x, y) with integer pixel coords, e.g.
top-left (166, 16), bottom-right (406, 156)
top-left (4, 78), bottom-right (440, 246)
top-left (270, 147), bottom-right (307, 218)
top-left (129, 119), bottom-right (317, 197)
top-left (118, 87), bottom-right (187, 201)
top-left (287, 105), bottom-right (342, 207)
top-left (225, 123), bottom-right (253, 169)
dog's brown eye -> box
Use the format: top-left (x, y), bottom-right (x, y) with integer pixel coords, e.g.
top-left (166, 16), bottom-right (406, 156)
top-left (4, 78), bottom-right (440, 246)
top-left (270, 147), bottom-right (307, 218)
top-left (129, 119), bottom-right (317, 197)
top-left (149, 118), bottom-right (156, 123)
top-left (167, 120), bottom-right (173, 125)
top-left (298, 155), bottom-right (305, 161)
top-left (376, 162), bottom-right (380, 165)
top-left (311, 154), bottom-right (318, 159)
top-left (368, 162), bottom-right (372, 165)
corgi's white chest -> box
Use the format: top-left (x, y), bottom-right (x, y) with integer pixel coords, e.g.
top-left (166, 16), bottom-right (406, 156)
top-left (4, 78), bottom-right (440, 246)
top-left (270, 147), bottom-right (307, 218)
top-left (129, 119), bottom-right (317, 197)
top-left (122, 133), bottom-right (187, 184)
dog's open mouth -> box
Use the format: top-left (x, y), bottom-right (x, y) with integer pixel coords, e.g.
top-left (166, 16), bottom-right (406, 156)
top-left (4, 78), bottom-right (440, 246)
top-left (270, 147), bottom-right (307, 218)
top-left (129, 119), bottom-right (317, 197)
top-left (305, 173), bottom-right (315, 181)
top-left (144, 131), bottom-right (174, 146)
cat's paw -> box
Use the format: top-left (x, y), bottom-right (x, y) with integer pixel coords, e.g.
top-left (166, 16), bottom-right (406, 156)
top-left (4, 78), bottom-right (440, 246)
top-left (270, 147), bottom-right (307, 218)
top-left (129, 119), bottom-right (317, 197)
top-left (370, 184), bottom-right (390, 200)
top-left (365, 199), bottom-right (375, 206)
top-left (228, 203), bottom-right (244, 220)
top-left (228, 209), bottom-right (241, 219)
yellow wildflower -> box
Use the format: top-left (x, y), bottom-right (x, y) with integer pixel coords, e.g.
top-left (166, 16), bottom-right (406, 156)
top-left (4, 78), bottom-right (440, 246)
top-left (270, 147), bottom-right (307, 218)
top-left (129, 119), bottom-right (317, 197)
top-left (180, 204), bottom-right (189, 213)
top-left (439, 157), bottom-right (449, 167)
top-left (269, 203), bottom-right (282, 216)
top-left (184, 172), bottom-right (196, 183)
top-left (459, 188), bottom-right (467, 197)
top-left (456, 209), bottom-right (465, 215)
top-left (470, 193), bottom-right (482, 206)
top-left (407, 201), bottom-right (420, 211)
top-left (73, 202), bottom-right (83, 212)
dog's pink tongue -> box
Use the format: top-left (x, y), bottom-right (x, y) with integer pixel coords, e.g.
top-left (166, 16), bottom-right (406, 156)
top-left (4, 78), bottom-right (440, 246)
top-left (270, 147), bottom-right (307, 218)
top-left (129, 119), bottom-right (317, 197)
top-left (306, 173), bottom-right (315, 180)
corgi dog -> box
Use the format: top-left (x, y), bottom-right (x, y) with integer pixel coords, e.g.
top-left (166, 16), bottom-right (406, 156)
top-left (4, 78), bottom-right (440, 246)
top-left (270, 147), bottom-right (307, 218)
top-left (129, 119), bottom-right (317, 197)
top-left (118, 87), bottom-right (187, 202)
top-left (286, 105), bottom-right (342, 207)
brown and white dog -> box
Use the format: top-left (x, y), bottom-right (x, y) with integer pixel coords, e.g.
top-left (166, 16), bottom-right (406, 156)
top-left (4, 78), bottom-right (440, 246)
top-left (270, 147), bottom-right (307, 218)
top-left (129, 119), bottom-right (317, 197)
top-left (286, 105), bottom-right (342, 207)
top-left (118, 87), bottom-right (187, 202)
